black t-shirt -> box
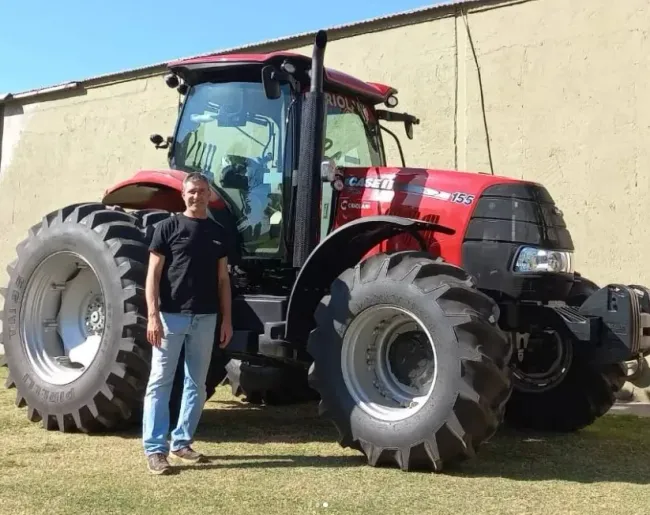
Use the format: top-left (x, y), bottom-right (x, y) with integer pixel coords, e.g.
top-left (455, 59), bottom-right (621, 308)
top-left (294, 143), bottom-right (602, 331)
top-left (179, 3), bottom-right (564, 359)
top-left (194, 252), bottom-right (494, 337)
top-left (149, 213), bottom-right (228, 314)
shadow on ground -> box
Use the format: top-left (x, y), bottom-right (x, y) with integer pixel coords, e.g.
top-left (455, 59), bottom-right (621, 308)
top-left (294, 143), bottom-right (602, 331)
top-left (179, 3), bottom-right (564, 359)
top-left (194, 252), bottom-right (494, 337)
top-left (92, 394), bottom-right (650, 483)
top-left (106, 397), bottom-right (334, 444)
top-left (446, 419), bottom-right (650, 484)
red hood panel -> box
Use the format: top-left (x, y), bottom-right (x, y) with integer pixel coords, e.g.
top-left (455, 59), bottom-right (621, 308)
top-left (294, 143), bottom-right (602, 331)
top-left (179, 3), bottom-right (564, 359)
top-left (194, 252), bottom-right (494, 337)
top-left (334, 166), bottom-right (528, 265)
top-left (102, 168), bottom-right (224, 209)
top-left (341, 166), bottom-right (524, 197)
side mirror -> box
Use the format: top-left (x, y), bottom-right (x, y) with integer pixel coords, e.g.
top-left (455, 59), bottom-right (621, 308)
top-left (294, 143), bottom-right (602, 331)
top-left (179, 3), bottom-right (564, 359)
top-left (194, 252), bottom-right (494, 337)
top-left (164, 73), bottom-right (179, 89)
top-left (150, 134), bottom-right (172, 149)
top-left (262, 65), bottom-right (281, 100)
top-left (405, 121), bottom-right (414, 140)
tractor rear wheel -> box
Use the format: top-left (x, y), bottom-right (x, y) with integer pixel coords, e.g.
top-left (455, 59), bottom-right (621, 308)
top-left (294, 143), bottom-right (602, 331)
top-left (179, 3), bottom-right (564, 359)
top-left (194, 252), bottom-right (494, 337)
top-left (307, 251), bottom-right (513, 472)
top-left (1, 203), bottom-right (150, 431)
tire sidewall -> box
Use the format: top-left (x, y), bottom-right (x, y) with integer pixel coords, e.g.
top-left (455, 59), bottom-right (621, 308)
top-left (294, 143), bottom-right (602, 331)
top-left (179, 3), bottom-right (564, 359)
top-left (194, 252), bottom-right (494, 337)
top-left (4, 220), bottom-right (133, 414)
top-left (313, 277), bottom-right (463, 444)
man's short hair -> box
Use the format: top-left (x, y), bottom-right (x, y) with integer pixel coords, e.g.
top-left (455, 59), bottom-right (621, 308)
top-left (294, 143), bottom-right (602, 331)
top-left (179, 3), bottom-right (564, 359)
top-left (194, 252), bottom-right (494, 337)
top-left (182, 172), bottom-right (210, 190)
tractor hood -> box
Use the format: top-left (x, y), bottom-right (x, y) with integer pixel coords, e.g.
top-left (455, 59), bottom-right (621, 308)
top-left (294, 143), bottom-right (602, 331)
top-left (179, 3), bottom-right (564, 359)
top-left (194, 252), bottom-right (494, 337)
top-left (337, 166), bottom-right (526, 204)
top-left (333, 165), bottom-right (573, 270)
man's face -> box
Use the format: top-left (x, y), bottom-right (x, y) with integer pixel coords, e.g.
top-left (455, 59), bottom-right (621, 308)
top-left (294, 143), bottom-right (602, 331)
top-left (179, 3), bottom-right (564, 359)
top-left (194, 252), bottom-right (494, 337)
top-left (182, 178), bottom-right (210, 213)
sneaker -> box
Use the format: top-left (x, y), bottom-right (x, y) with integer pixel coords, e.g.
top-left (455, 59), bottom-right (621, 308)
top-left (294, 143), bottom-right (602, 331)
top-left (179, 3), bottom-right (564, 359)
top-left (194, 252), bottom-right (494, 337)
top-left (147, 453), bottom-right (171, 475)
top-left (170, 446), bottom-right (206, 464)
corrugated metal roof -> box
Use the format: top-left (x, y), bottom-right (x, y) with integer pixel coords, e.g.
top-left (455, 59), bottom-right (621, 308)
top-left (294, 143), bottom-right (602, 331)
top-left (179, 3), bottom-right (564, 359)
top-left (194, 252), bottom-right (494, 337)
top-left (5, 0), bottom-right (492, 101)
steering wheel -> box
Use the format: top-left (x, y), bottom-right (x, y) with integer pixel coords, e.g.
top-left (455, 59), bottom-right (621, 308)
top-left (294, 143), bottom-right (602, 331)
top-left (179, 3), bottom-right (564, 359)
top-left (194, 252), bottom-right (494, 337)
top-left (323, 138), bottom-right (342, 162)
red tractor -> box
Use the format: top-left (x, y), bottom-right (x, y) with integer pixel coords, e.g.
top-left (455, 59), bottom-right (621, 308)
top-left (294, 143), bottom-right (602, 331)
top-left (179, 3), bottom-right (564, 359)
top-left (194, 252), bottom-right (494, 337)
top-left (2, 30), bottom-right (649, 472)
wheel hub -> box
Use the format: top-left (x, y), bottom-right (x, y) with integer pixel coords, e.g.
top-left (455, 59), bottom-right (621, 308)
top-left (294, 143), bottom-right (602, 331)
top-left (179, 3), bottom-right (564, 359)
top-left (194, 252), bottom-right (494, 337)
top-left (387, 331), bottom-right (435, 390)
top-left (510, 329), bottom-right (572, 393)
top-left (20, 252), bottom-right (106, 385)
top-left (342, 305), bottom-right (437, 421)
top-left (84, 294), bottom-right (105, 334)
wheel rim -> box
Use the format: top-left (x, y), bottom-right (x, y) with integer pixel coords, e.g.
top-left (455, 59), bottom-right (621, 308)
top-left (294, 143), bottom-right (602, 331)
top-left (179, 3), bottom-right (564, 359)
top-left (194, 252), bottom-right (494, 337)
top-left (510, 329), bottom-right (572, 393)
top-left (19, 251), bottom-right (106, 385)
top-left (341, 304), bottom-right (437, 422)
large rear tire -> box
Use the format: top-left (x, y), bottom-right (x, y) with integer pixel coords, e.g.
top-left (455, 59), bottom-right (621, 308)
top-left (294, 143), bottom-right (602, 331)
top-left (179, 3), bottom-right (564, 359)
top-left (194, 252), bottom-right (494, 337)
top-left (1, 203), bottom-right (150, 431)
top-left (307, 251), bottom-right (513, 472)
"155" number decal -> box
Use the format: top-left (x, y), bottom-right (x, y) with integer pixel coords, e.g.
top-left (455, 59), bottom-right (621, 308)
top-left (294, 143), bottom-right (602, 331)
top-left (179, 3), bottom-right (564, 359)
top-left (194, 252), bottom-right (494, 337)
top-left (450, 192), bottom-right (475, 205)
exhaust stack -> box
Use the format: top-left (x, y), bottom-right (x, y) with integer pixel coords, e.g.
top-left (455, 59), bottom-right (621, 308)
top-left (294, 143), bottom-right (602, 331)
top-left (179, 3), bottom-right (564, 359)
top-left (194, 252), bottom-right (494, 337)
top-left (292, 30), bottom-right (328, 268)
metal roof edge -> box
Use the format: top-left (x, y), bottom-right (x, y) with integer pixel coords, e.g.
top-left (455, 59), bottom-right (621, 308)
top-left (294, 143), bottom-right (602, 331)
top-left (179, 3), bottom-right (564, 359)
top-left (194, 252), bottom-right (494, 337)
top-left (4, 0), bottom-right (507, 102)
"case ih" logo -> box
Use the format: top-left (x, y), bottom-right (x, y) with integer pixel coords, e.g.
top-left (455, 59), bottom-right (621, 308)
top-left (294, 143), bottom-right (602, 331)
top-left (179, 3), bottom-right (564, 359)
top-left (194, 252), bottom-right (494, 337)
top-left (344, 176), bottom-right (395, 190)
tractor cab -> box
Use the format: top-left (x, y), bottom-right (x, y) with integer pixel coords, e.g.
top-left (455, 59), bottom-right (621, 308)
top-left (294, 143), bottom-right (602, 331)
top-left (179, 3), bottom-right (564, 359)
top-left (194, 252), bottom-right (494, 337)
top-left (161, 51), bottom-right (417, 261)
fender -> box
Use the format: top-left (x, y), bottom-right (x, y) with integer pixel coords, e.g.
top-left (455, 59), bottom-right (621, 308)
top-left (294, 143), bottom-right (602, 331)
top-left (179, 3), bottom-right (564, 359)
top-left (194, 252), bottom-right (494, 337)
top-left (101, 169), bottom-right (225, 211)
top-left (284, 215), bottom-right (455, 343)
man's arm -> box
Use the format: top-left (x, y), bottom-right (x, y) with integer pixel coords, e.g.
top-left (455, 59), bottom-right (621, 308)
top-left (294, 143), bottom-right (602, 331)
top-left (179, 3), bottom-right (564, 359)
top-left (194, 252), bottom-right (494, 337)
top-left (146, 251), bottom-right (165, 318)
top-left (217, 256), bottom-right (233, 347)
top-left (146, 251), bottom-right (165, 347)
top-left (146, 221), bottom-right (169, 347)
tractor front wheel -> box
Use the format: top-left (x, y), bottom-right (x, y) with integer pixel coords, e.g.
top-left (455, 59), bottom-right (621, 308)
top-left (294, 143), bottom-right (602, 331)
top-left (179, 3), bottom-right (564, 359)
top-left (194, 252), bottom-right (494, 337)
top-left (307, 251), bottom-right (513, 472)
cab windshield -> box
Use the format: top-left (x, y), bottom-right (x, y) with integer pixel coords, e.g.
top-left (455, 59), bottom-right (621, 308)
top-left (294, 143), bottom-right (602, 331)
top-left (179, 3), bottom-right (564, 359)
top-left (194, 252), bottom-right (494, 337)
top-left (171, 81), bottom-right (383, 255)
top-left (172, 81), bottom-right (291, 255)
top-left (323, 92), bottom-right (384, 167)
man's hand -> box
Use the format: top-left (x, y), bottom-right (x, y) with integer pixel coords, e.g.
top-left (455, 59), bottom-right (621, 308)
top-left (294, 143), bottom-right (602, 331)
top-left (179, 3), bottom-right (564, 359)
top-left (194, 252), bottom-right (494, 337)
top-left (147, 314), bottom-right (163, 347)
top-left (217, 255), bottom-right (232, 348)
top-left (219, 319), bottom-right (233, 348)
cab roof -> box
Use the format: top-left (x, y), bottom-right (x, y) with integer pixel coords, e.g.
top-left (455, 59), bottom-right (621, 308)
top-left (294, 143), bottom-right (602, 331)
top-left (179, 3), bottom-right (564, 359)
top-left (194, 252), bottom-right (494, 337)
top-left (168, 51), bottom-right (397, 105)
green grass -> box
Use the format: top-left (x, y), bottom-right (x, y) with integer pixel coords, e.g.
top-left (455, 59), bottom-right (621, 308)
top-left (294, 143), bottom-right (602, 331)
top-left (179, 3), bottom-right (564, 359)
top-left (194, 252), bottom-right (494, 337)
top-left (1, 365), bottom-right (650, 514)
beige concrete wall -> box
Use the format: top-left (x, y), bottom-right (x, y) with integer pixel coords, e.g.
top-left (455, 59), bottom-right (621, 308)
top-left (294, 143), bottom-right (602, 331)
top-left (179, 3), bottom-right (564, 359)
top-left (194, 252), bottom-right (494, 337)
top-left (1, 0), bottom-right (649, 312)
top-left (288, 0), bottom-right (650, 288)
top-left (0, 76), bottom-right (179, 344)
top-left (0, 83), bottom-right (178, 253)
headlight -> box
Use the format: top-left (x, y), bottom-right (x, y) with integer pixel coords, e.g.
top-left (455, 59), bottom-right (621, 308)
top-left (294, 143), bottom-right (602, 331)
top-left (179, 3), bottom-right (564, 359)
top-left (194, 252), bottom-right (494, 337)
top-left (513, 247), bottom-right (574, 273)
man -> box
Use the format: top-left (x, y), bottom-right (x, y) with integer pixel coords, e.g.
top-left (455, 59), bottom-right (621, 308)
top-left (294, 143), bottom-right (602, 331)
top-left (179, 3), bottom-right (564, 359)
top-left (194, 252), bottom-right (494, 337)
top-left (142, 172), bottom-right (233, 475)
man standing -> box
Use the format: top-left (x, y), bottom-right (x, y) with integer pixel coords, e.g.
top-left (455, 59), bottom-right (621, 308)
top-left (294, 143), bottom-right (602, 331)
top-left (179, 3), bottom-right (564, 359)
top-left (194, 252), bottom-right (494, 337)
top-left (142, 172), bottom-right (233, 475)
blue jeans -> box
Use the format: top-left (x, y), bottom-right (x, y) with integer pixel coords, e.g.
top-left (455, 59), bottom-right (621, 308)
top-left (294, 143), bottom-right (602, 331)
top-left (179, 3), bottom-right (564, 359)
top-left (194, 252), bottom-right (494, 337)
top-left (142, 312), bottom-right (218, 456)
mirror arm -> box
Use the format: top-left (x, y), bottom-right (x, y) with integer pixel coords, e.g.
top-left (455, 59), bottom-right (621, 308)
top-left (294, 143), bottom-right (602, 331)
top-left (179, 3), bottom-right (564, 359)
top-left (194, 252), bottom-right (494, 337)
top-left (378, 124), bottom-right (406, 167)
top-left (376, 110), bottom-right (420, 140)
top-left (271, 70), bottom-right (301, 93)
top-left (375, 109), bottom-right (420, 125)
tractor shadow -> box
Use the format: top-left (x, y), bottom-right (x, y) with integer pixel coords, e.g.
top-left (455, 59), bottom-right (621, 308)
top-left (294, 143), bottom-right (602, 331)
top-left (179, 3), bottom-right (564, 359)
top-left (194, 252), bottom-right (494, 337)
top-left (196, 397), bottom-right (335, 444)
top-left (446, 418), bottom-right (650, 484)
top-left (106, 396), bottom-right (336, 445)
